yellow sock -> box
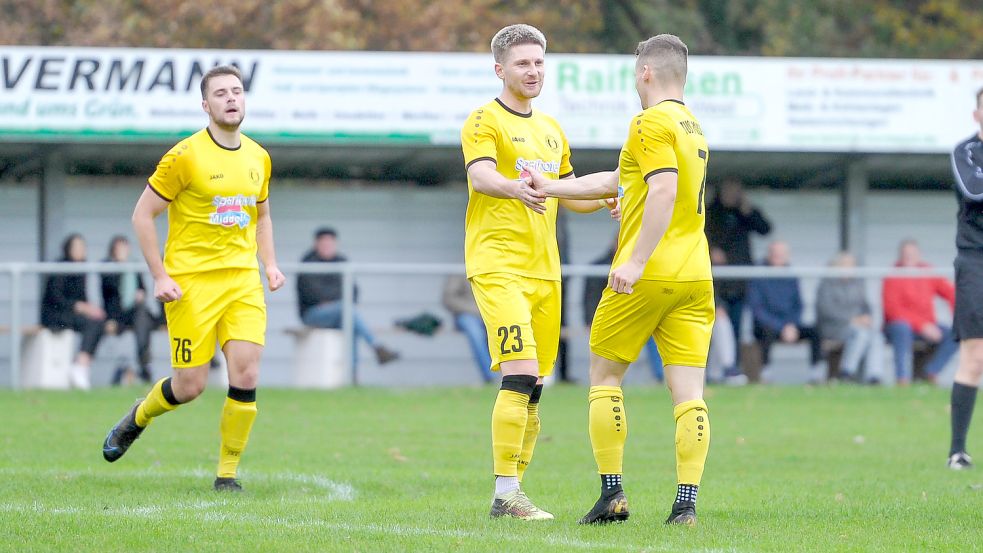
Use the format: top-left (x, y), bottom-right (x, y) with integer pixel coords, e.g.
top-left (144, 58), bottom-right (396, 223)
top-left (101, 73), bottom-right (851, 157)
top-left (516, 401), bottom-right (541, 482)
top-left (135, 378), bottom-right (177, 428)
top-left (674, 399), bottom-right (710, 485)
top-left (588, 386), bottom-right (627, 474)
top-left (491, 389), bottom-right (530, 477)
top-left (217, 396), bottom-right (258, 478)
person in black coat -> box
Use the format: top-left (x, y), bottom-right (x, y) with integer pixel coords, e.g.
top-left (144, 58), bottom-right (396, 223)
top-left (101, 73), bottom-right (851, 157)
top-left (101, 235), bottom-right (162, 385)
top-left (296, 227), bottom-right (398, 366)
top-left (40, 233), bottom-right (106, 389)
top-left (705, 178), bottom-right (772, 362)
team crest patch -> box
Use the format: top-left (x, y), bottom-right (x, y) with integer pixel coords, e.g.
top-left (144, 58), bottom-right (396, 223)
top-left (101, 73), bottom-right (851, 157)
top-left (210, 194), bottom-right (256, 228)
top-left (545, 134), bottom-right (560, 153)
top-left (249, 168), bottom-right (261, 185)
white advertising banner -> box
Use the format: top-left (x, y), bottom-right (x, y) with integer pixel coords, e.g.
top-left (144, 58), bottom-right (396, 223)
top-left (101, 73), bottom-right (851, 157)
top-left (1, 46), bottom-right (982, 153)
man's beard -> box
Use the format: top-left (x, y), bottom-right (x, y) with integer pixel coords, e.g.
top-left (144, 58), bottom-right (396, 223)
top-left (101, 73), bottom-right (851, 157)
top-left (212, 112), bottom-right (243, 131)
top-left (510, 81), bottom-right (541, 101)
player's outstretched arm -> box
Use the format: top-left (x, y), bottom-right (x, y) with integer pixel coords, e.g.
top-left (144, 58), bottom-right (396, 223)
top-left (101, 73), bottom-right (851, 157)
top-left (132, 187), bottom-right (182, 302)
top-left (526, 167), bottom-right (618, 200)
top-left (468, 160), bottom-right (546, 214)
top-left (256, 200), bottom-right (285, 292)
top-left (549, 173), bottom-right (607, 214)
top-left (608, 172), bottom-right (676, 294)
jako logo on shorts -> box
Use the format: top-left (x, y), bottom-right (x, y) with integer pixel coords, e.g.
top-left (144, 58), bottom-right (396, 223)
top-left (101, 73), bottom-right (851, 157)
top-left (210, 194), bottom-right (256, 228)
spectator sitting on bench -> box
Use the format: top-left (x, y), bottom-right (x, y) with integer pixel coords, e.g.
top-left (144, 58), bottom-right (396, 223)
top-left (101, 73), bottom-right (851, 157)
top-left (883, 239), bottom-right (957, 385)
top-left (816, 251), bottom-right (874, 382)
top-left (296, 227), bottom-right (399, 366)
top-left (748, 240), bottom-right (822, 383)
top-left (101, 235), bottom-right (163, 386)
top-left (442, 274), bottom-right (494, 383)
top-left (40, 233), bottom-right (106, 390)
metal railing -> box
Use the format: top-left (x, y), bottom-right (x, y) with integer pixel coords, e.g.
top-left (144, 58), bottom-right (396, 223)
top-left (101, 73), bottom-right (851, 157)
top-left (0, 261), bottom-right (956, 389)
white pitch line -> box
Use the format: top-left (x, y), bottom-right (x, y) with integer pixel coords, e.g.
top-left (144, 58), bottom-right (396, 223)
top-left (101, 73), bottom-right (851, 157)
top-left (0, 467), bottom-right (355, 502)
top-left (0, 469), bottom-right (739, 552)
top-left (0, 501), bottom-right (741, 553)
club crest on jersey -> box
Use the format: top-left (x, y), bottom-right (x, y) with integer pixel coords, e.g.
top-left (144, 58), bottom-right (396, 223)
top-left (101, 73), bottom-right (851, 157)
top-left (545, 134), bottom-right (560, 153)
top-left (209, 194), bottom-right (256, 228)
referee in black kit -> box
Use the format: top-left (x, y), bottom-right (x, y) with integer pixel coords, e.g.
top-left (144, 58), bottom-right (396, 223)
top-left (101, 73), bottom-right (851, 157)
top-left (948, 86), bottom-right (983, 470)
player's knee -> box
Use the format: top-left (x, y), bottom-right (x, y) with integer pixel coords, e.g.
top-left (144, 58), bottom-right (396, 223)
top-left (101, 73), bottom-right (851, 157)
top-left (958, 341), bottom-right (983, 380)
top-left (230, 368), bottom-right (259, 389)
top-left (588, 360), bottom-right (627, 387)
top-left (227, 358), bottom-right (260, 389)
top-left (172, 371), bottom-right (207, 402)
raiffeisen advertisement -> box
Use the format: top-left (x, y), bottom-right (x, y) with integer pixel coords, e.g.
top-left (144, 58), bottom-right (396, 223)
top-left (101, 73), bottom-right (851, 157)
top-left (1, 46), bottom-right (981, 152)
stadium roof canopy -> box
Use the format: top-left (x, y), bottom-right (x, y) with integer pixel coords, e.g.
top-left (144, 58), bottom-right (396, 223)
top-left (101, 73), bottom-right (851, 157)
top-left (0, 140), bottom-right (955, 190)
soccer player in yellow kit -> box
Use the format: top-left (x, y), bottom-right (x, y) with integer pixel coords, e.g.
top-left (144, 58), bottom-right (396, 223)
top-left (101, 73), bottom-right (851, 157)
top-left (462, 24), bottom-right (617, 520)
top-left (102, 65), bottom-right (285, 492)
top-left (529, 34), bottom-right (712, 526)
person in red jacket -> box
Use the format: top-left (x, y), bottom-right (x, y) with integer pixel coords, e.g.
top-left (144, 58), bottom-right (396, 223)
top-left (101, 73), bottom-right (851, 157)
top-left (882, 239), bottom-right (958, 385)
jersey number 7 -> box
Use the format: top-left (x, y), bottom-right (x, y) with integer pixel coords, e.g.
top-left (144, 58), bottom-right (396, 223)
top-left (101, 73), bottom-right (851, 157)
top-left (696, 148), bottom-right (708, 215)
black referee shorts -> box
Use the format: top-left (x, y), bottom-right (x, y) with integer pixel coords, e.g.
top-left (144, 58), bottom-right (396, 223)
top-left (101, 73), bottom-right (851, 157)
top-left (954, 254), bottom-right (983, 341)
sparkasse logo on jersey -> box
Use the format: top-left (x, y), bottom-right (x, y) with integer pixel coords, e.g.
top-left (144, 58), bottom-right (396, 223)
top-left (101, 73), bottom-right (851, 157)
top-left (514, 157), bottom-right (560, 175)
top-left (210, 194), bottom-right (256, 228)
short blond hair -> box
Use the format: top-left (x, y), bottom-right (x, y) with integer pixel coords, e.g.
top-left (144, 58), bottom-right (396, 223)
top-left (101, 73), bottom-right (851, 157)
top-left (635, 34), bottom-right (688, 84)
top-left (491, 24), bottom-right (547, 64)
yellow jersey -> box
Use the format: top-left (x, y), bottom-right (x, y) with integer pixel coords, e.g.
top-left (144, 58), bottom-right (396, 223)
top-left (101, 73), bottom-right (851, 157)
top-left (615, 100), bottom-right (711, 282)
top-left (461, 98), bottom-right (574, 281)
top-left (148, 128), bottom-right (271, 277)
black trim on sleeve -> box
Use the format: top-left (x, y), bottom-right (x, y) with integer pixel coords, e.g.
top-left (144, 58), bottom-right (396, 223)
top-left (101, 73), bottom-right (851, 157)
top-left (494, 97), bottom-right (532, 118)
top-left (559, 170), bottom-right (575, 179)
top-left (465, 156), bottom-right (497, 171)
top-left (643, 167), bottom-right (678, 182)
top-left (206, 127), bottom-right (242, 151)
top-left (257, 196), bottom-right (269, 204)
top-left (146, 183), bottom-right (173, 202)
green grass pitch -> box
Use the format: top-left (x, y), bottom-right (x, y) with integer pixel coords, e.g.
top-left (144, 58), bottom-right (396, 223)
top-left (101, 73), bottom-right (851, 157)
top-left (1, 384), bottom-right (981, 552)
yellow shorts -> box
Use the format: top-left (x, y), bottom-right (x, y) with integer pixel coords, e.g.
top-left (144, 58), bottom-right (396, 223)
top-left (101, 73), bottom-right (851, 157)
top-left (590, 280), bottom-right (714, 367)
top-left (470, 273), bottom-right (561, 377)
top-left (164, 268), bottom-right (266, 368)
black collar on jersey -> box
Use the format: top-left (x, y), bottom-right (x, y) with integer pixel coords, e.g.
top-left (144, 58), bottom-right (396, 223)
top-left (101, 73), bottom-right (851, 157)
top-left (656, 99), bottom-right (686, 106)
top-left (495, 97), bottom-right (533, 118)
top-left (206, 127), bottom-right (242, 151)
